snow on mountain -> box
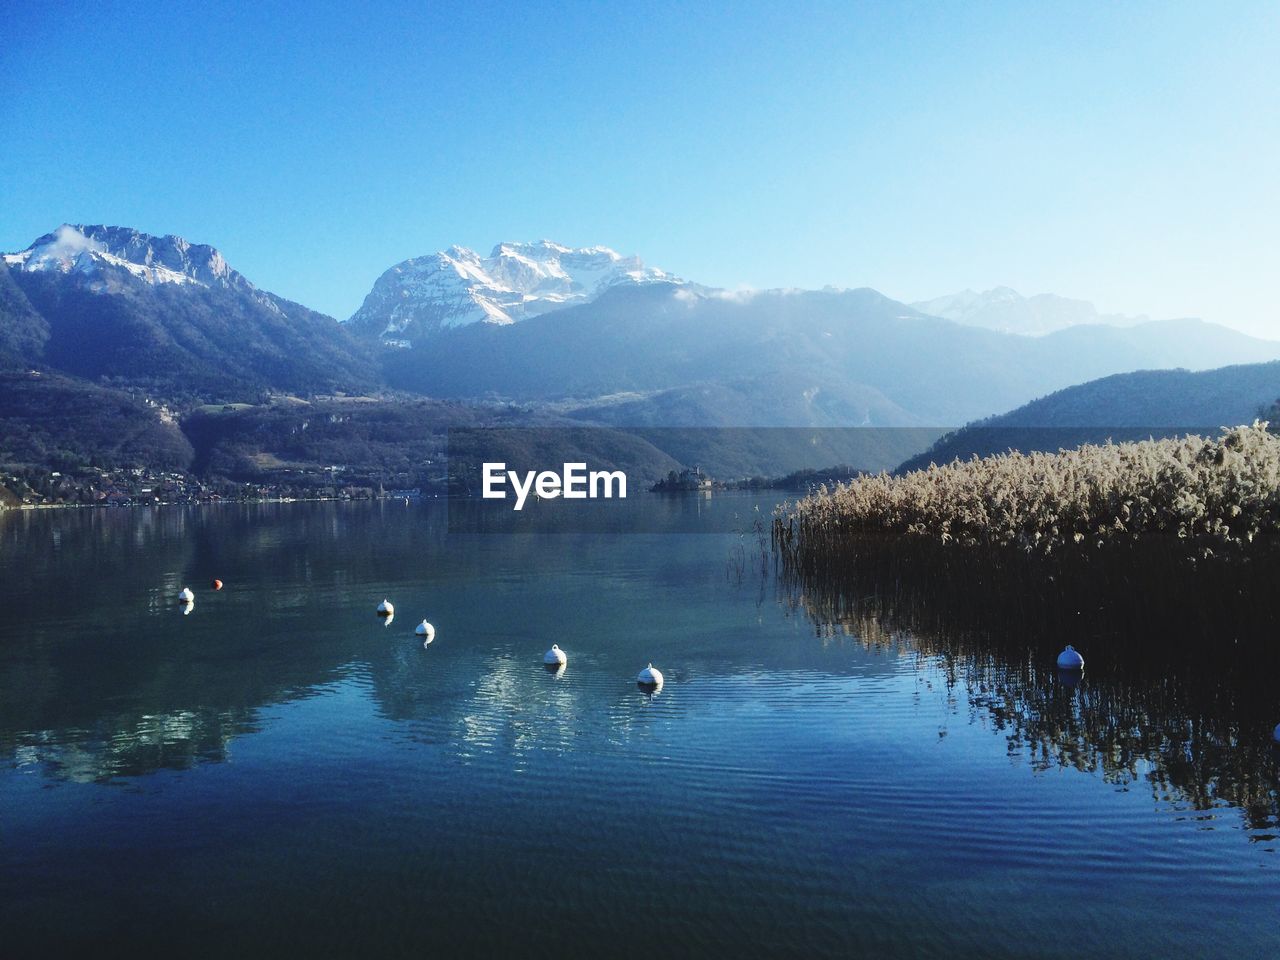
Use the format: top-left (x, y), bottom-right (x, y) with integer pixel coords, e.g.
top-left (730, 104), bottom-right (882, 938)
top-left (346, 240), bottom-right (680, 345)
top-left (913, 287), bottom-right (1146, 336)
top-left (2, 224), bottom-right (373, 395)
top-left (4, 224), bottom-right (256, 296)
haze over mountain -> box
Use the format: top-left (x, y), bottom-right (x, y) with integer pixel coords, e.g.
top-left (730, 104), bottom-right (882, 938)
top-left (381, 281), bottom-right (1280, 427)
top-left (897, 360), bottom-right (1280, 473)
top-left (913, 287), bottom-right (1147, 336)
top-left (345, 240), bottom-right (678, 345)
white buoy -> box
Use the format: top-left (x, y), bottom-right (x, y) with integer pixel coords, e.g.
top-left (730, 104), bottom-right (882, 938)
top-left (377, 599), bottom-right (394, 617)
top-left (1056, 645), bottom-right (1084, 670)
top-left (416, 620), bottom-right (435, 643)
top-left (637, 663), bottom-right (664, 688)
top-left (544, 644), bottom-right (567, 666)
top-left (177, 587), bottom-right (194, 603)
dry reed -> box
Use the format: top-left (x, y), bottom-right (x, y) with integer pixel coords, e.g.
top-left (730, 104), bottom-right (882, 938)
top-left (775, 422), bottom-right (1280, 565)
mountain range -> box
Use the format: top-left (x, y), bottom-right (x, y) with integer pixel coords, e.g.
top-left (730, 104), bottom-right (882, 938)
top-left (3, 223), bottom-right (1280, 487)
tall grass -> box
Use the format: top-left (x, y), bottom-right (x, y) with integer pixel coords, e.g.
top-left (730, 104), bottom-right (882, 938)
top-left (775, 423), bottom-right (1280, 564)
top-left (773, 423), bottom-right (1280, 645)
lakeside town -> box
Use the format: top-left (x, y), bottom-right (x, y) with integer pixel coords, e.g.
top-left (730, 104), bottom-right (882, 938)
top-left (0, 465), bottom-right (418, 509)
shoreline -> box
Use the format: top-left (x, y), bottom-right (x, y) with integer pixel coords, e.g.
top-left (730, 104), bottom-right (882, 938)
top-left (1, 495), bottom-right (413, 511)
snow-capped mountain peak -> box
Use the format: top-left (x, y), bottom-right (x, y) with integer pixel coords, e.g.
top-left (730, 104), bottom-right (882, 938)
top-left (4, 224), bottom-right (252, 293)
top-left (346, 240), bottom-right (679, 344)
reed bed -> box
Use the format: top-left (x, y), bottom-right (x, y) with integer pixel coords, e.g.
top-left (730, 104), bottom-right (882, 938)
top-left (775, 422), bottom-right (1280, 565)
top-left (773, 423), bottom-right (1280, 648)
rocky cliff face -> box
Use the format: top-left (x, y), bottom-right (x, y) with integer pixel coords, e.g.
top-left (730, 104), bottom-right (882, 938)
top-left (344, 240), bottom-right (678, 345)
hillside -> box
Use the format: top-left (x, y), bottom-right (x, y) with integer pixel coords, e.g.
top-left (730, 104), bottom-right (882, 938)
top-left (0, 371), bottom-right (194, 473)
top-left (0, 375), bottom-right (940, 502)
top-left (897, 361), bottom-right (1280, 472)
top-left (564, 374), bottom-right (926, 428)
top-left (0, 260), bottom-right (49, 367)
top-left (183, 402), bottom-right (933, 490)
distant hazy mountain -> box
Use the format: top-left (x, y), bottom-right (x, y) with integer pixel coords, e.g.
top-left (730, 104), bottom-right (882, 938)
top-left (383, 283), bottom-right (1280, 427)
top-left (897, 360), bottom-right (1280, 472)
top-left (346, 240), bottom-right (678, 345)
top-left (2, 225), bottom-right (374, 398)
top-left (913, 286), bottom-right (1146, 336)
top-left (1037, 317), bottom-right (1275, 371)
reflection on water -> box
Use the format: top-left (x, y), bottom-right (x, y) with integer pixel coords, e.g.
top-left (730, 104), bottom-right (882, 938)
top-left (2, 500), bottom-right (1279, 957)
top-left (791, 597), bottom-right (1280, 841)
top-left (9, 704), bottom-right (257, 783)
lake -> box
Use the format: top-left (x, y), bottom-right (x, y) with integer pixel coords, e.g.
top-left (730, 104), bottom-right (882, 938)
top-left (2, 497), bottom-right (1277, 957)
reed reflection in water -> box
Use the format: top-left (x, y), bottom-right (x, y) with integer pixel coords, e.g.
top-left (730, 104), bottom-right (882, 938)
top-left (784, 543), bottom-right (1280, 843)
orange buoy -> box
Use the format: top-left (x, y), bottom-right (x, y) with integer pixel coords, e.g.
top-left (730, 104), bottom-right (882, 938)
top-left (211, 579), bottom-right (224, 591)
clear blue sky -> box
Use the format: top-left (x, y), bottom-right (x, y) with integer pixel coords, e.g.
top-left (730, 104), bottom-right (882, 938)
top-left (3, 1), bottom-right (1277, 333)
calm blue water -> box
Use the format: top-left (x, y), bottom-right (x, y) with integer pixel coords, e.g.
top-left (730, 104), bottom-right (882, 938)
top-left (1, 498), bottom-right (1277, 957)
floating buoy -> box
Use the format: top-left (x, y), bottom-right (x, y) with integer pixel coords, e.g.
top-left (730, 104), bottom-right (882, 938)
top-left (178, 587), bottom-right (194, 603)
top-left (377, 599), bottom-right (394, 617)
top-left (416, 620), bottom-right (435, 643)
top-left (211, 579), bottom-right (223, 591)
top-left (544, 644), bottom-right (567, 666)
top-left (637, 663), bottom-right (664, 689)
top-left (1056, 645), bottom-right (1084, 670)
